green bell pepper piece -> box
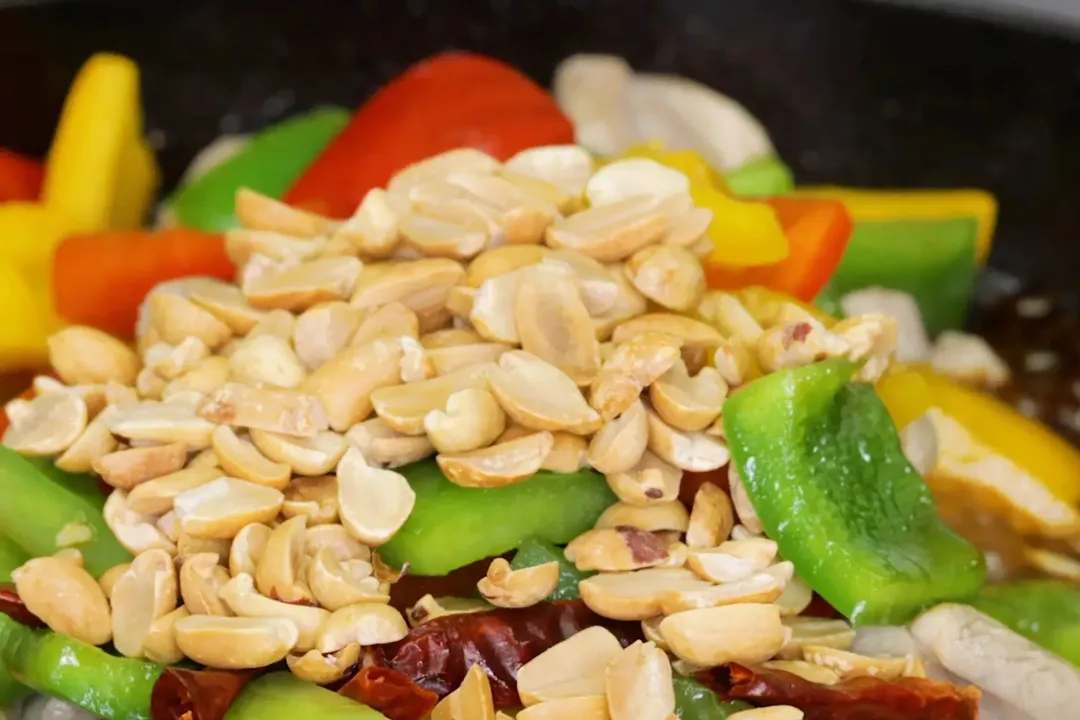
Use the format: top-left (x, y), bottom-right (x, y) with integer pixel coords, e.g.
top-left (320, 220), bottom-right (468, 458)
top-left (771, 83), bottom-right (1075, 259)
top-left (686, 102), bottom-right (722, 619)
top-left (509, 538), bottom-right (593, 600)
top-left (0, 448), bottom-right (131, 578)
top-left (0, 613), bottom-right (162, 720)
top-left (972, 579), bottom-right (1080, 666)
top-left (0, 536), bottom-right (28, 584)
top-left (225, 672), bottom-right (386, 720)
top-left (724, 156), bottom-right (794, 197)
top-left (25, 457), bottom-right (106, 510)
top-left (724, 359), bottom-right (986, 625)
top-left (165, 107), bottom-right (349, 231)
top-left (673, 675), bottom-right (751, 719)
top-left (825, 217), bottom-right (979, 334)
top-left (379, 460), bottom-right (616, 576)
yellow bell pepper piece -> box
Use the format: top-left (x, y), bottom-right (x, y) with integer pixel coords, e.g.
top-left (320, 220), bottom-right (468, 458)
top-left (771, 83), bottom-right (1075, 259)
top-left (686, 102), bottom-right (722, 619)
top-left (878, 365), bottom-right (1080, 525)
top-left (792, 187), bottom-right (997, 265)
top-left (42, 53), bottom-right (160, 233)
top-left (690, 182), bottom-right (790, 266)
top-left (613, 141), bottom-right (789, 267)
top-left (0, 203), bottom-right (69, 370)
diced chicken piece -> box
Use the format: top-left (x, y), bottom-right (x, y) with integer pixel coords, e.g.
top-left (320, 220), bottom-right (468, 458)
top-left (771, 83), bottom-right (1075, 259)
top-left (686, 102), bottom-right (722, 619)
top-left (840, 288), bottom-right (931, 363)
top-left (912, 604), bottom-right (1080, 720)
top-left (930, 331), bottom-right (1011, 389)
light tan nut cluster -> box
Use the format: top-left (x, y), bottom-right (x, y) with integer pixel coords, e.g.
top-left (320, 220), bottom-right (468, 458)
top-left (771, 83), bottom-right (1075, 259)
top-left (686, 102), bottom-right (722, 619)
top-left (7, 148), bottom-right (904, 690)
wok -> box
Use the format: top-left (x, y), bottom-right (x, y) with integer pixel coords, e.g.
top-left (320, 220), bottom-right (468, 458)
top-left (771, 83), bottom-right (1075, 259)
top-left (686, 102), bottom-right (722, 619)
top-left (1, 0), bottom-right (1078, 298)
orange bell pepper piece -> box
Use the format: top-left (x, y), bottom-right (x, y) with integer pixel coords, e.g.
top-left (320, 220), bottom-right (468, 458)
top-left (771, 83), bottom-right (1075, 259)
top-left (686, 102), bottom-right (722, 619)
top-left (53, 229), bottom-right (235, 339)
top-left (704, 197), bottom-right (852, 302)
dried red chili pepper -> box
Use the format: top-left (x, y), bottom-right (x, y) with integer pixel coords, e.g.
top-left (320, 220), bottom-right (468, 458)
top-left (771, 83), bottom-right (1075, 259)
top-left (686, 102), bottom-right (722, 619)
top-left (338, 667), bottom-right (438, 720)
top-left (150, 667), bottom-right (255, 720)
top-left (699, 663), bottom-right (980, 720)
top-left (366, 600), bottom-right (641, 708)
top-left (0, 584), bottom-right (45, 628)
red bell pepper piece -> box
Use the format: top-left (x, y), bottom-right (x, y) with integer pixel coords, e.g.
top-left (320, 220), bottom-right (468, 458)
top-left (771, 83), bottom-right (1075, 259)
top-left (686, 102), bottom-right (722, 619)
top-left (284, 52), bottom-right (575, 218)
top-left (0, 149), bottom-right (45, 202)
top-left (53, 229), bottom-right (235, 338)
top-left (704, 197), bottom-right (852, 302)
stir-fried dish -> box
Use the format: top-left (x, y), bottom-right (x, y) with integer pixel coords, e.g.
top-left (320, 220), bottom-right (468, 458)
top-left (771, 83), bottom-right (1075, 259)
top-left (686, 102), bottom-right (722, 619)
top-left (1, 50), bottom-right (1079, 720)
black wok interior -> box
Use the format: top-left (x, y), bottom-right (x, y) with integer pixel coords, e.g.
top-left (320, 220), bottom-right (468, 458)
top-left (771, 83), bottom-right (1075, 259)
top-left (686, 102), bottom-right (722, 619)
top-left (1, 0), bottom-right (1078, 295)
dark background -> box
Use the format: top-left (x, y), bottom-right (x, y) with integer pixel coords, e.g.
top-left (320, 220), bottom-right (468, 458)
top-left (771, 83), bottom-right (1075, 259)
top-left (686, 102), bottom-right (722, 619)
top-left (1, 0), bottom-right (1078, 290)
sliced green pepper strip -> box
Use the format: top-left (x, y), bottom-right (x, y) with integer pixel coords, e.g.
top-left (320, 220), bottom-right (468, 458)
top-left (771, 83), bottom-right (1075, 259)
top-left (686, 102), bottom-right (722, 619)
top-left (825, 217), bottom-right (979, 334)
top-left (225, 672), bottom-right (386, 720)
top-left (0, 613), bottom-right (162, 720)
top-left (509, 538), bottom-right (592, 600)
top-left (379, 461), bottom-right (616, 576)
top-left (972, 579), bottom-right (1080, 667)
top-left (673, 675), bottom-right (751, 719)
top-left (724, 359), bottom-right (986, 625)
top-left (0, 447), bottom-right (131, 577)
top-left (165, 107), bottom-right (350, 231)
top-left (0, 536), bottom-right (28, 584)
top-left (723, 156), bottom-right (795, 197)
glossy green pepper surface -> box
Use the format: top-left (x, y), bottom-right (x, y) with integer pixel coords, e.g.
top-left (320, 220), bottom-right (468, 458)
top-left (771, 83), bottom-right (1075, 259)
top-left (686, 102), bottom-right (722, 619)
top-left (0, 448), bottom-right (131, 578)
top-left (0, 613), bottom-right (162, 720)
top-left (724, 359), bottom-right (986, 625)
top-left (379, 460), bottom-right (615, 576)
top-left (509, 538), bottom-right (593, 600)
top-left (673, 675), bottom-right (751, 719)
top-left (165, 107), bottom-right (349, 231)
top-left (225, 672), bottom-right (386, 720)
top-left (972, 579), bottom-right (1080, 666)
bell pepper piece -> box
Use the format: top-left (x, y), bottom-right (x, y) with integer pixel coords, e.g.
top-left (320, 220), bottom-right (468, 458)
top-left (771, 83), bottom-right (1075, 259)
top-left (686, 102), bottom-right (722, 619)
top-left (971, 579), bottom-right (1080, 666)
top-left (611, 141), bottom-right (789, 266)
top-left (284, 52), bottom-right (574, 218)
top-left (793, 187), bottom-right (997, 265)
top-left (825, 217), bottom-right (979, 334)
top-left (723, 155), bottom-right (795, 197)
top-left (0, 447), bottom-right (131, 578)
top-left (163, 108), bottom-right (350, 231)
top-left (673, 675), bottom-right (751, 719)
top-left (694, 184), bottom-right (791, 266)
top-left (0, 613), bottom-right (162, 720)
top-left (704, 197), bottom-right (852, 302)
top-left (25, 457), bottom-right (108, 511)
top-left (53, 228), bottom-right (234, 338)
top-left (876, 365), bottom-right (1080, 530)
top-left (724, 359), bottom-right (986, 625)
top-left (225, 672), bottom-right (387, 720)
top-left (0, 203), bottom-right (69, 371)
top-left (378, 460), bottom-right (615, 576)
top-left (42, 53), bottom-right (160, 233)
top-left (0, 149), bottom-right (44, 202)
top-left (509, 538), bottom-right (593, 600)
top-left (0, 537), bottom-right (28, 585)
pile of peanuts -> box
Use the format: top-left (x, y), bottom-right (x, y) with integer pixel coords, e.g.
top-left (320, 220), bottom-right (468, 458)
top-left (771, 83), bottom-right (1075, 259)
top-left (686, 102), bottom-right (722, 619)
top-left (3, 145), bottom-right (913, 716)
